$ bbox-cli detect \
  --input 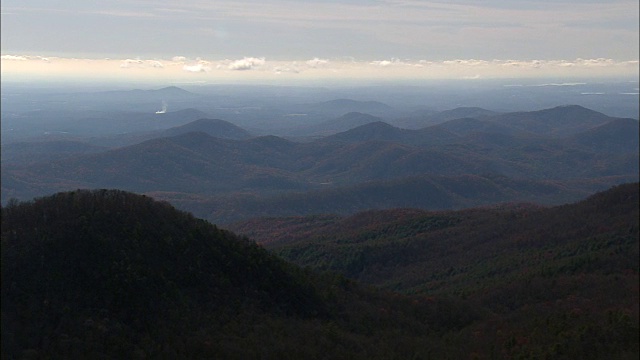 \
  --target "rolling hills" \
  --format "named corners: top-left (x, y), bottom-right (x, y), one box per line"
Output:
top-left (231, 183), bottom-right (640, 358)
top-left (3, 185), bottom-right (638, 359)
top-left (231, 182), bottom-right (639, 294)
